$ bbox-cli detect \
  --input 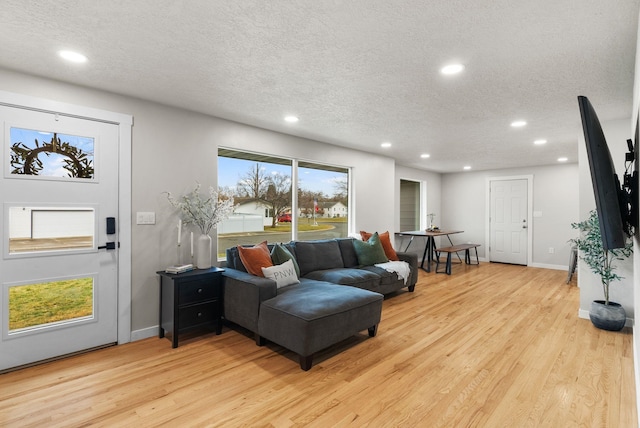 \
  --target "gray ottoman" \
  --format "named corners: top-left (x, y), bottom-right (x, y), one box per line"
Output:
top-left (257, 282), bottom-right (383, 370)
